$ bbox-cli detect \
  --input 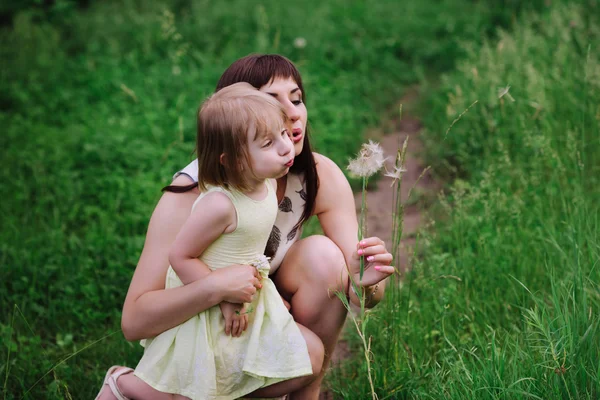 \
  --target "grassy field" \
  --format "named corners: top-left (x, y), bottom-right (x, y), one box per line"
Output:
top-left (331, 2), bottom-right (600, 399)
top-left (1, 0), bottom-right (593, 398)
